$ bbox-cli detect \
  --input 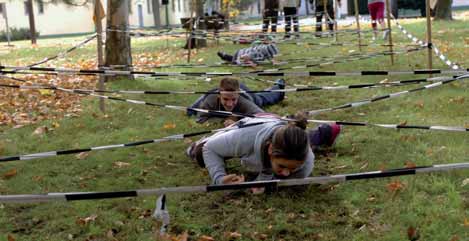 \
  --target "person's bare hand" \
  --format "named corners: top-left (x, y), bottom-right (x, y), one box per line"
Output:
top-left (221, 174), bottom-right (245, 184)
top-left (223, 119), bottom-right (236, 127)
